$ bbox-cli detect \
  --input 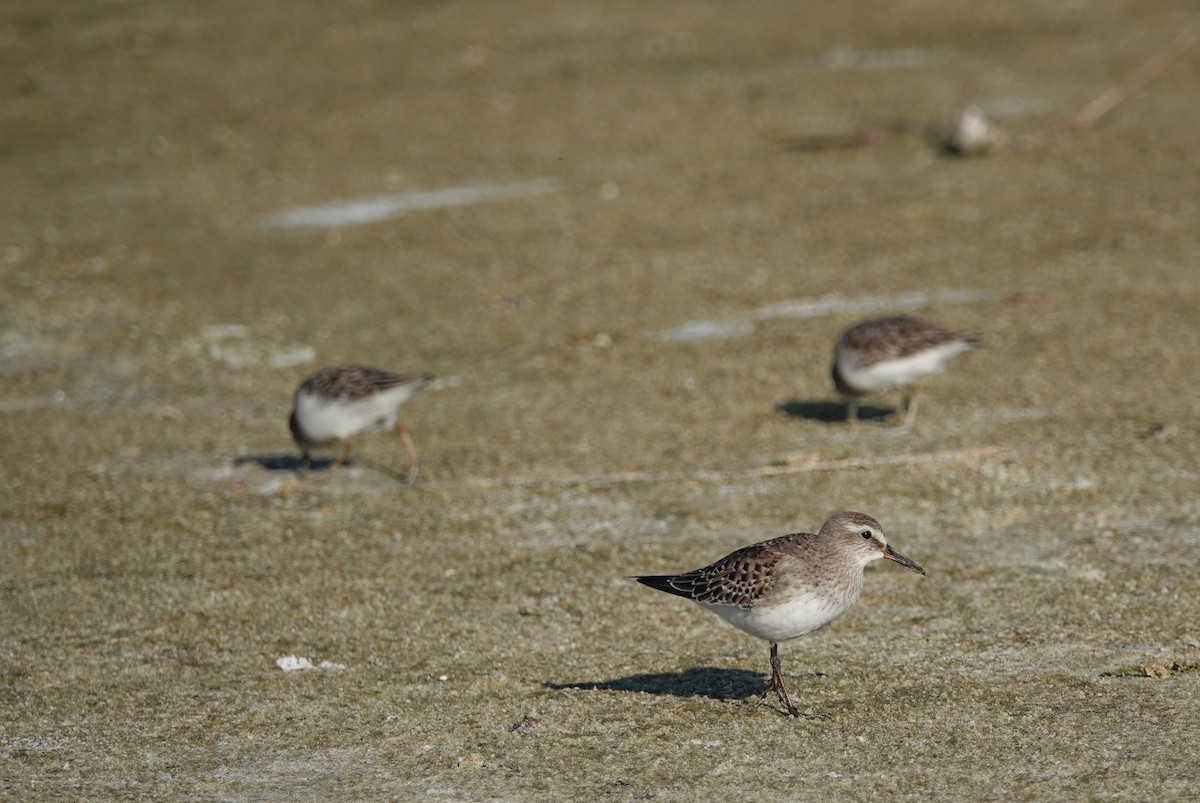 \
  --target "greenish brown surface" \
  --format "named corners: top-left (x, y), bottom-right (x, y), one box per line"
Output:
top-left (3, 1), bottom-right (1199, 799)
